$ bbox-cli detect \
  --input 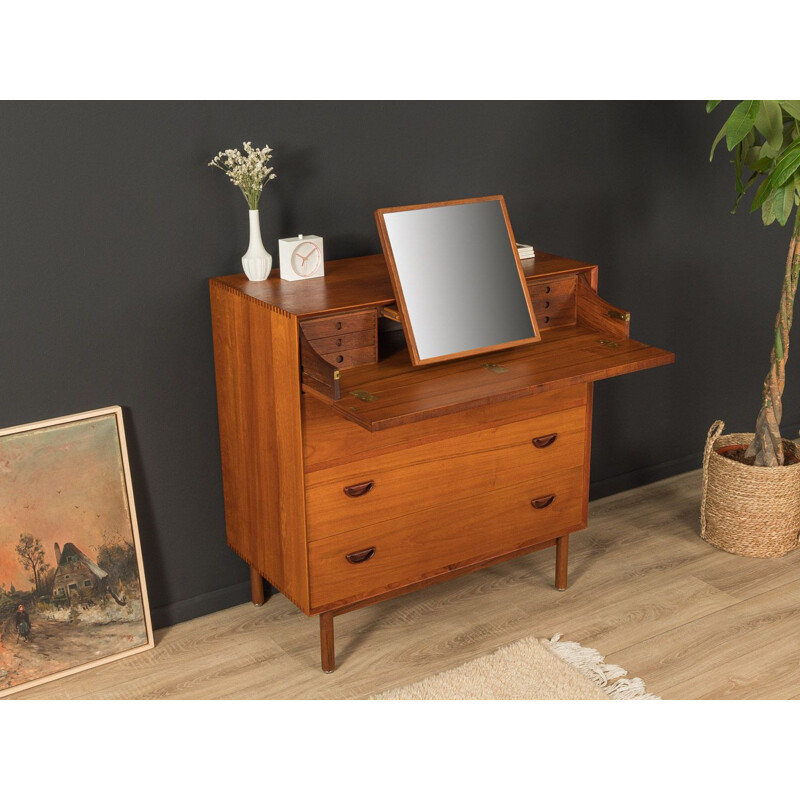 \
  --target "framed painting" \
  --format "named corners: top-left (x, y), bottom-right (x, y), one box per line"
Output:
top-left (0, 406), bottom-right (153, 698)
